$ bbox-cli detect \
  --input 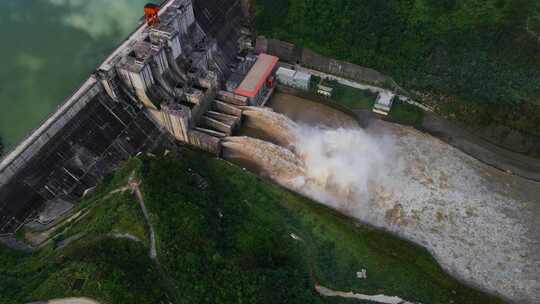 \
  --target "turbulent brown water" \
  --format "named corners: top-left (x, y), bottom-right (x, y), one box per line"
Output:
top-left (240, 107), bottom-right (298, 149)
top-left (221, 136), bottom-right (304, 187)
top-left (225, 95), bottom-right (389, 213)
top-left (268, 92), bottom-right (358, 128)
top-left (225, 92), bottom-right (540, 302)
